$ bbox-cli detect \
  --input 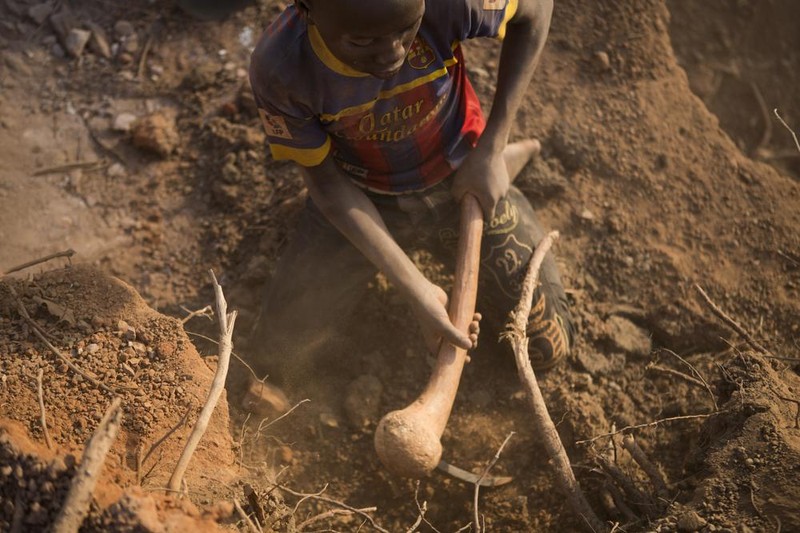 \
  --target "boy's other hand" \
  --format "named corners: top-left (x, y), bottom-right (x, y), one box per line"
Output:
top-left (412, 282), bottom-right (475, 355)
top-left (451, 144), bottom-right (509, 220)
